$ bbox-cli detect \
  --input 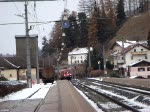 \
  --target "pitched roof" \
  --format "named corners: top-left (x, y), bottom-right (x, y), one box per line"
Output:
top-left (0, 56), bottom-right (36, 69)
top-left (110, 41), bottom-right (136, 49)
top-left (124, 43), bottom-right (149, 53)
top-left (129, 60), bottom-right (150, 67)
top-left (68, 47), bottom-right (88, 55)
